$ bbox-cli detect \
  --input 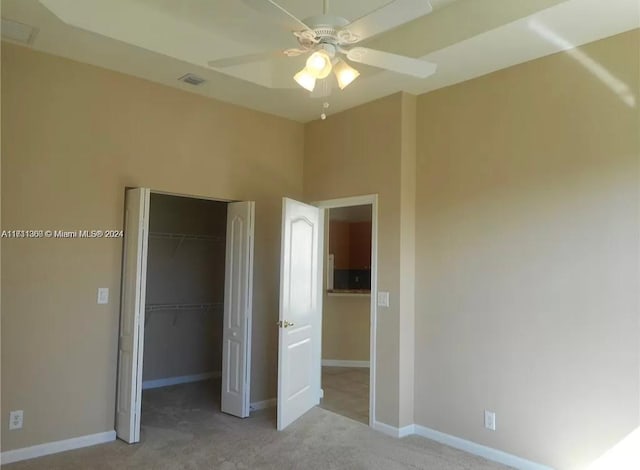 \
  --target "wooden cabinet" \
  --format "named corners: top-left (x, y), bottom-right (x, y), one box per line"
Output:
top-left (349, 221), bottom-right (372, 269)
top-left (329, 220), bottom-right (371, 269)
top-left (329, 220), bottom-right (349, 269)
